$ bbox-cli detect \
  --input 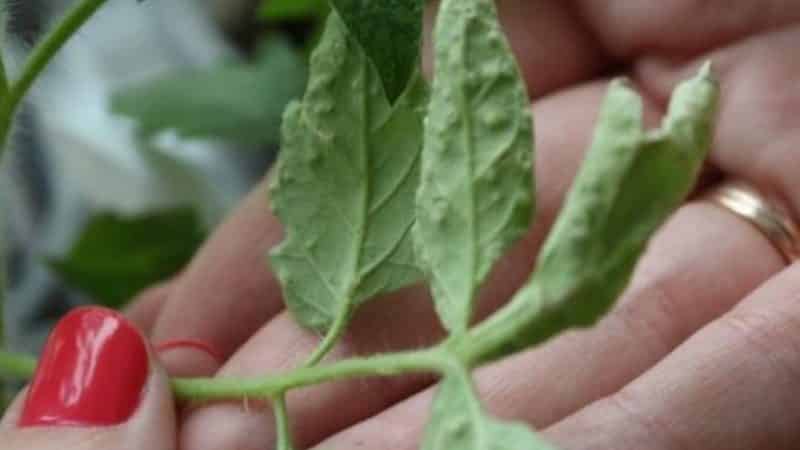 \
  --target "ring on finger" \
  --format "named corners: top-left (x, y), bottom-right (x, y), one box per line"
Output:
top-left (704, 180), bottom-right (800, 263)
